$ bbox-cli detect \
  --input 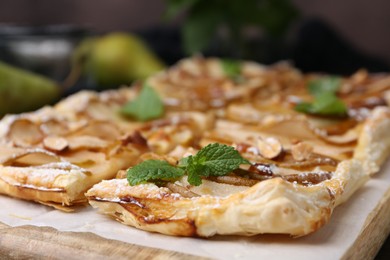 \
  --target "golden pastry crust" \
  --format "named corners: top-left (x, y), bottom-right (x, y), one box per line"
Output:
top-left (354, 107), bottom-right (390, 174)
top-left (0, 161), bottom-right (88, 206)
